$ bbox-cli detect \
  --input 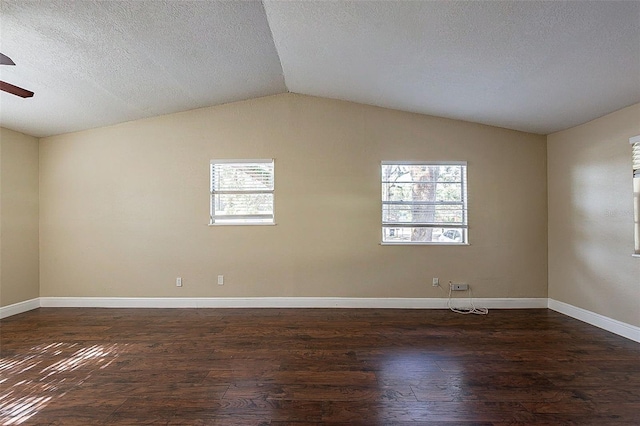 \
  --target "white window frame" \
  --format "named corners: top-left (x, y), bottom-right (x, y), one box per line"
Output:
top-left (631, 136), bottom-right (640, 257)
top-left (381, 161), bottom-right (468, 245)
top-left (209, 159), bottom-right (275, 226)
